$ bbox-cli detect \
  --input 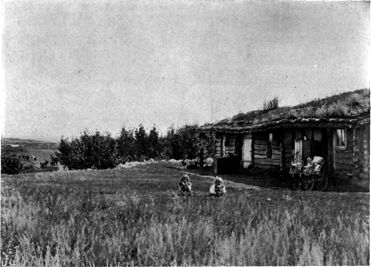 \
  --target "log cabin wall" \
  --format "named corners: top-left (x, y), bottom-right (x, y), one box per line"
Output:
top-left (214, 134), bottom-right (237, 157)
top-left (215, 135), bottom-right (222, 157)
top-left (334, 127), bottom-right (356, 179)
top-left (282, 130), bottom-right (294, 169)
top-left (356, 124), bottom-right (370, 182)
top-left (252, 131), bottom-right (281, 168)
top-left (332, 124), bottom-right (369, 190)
